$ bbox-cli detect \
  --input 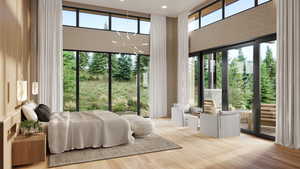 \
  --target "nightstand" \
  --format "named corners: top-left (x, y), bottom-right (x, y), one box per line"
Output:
top-left (12, 133), bottom-right (46, 166)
